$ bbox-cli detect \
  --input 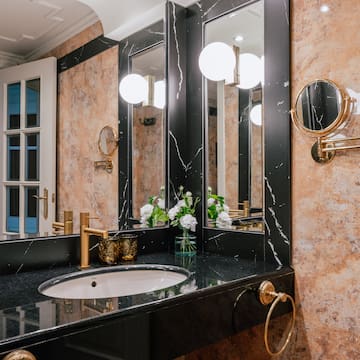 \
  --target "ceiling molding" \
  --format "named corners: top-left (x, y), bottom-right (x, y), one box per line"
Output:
top-left (26, 12), bottom-right (98, 61)
top-left (105, 3), bottom-right (165, 41)
top-left (0, 50), bottom-right (25, 69)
